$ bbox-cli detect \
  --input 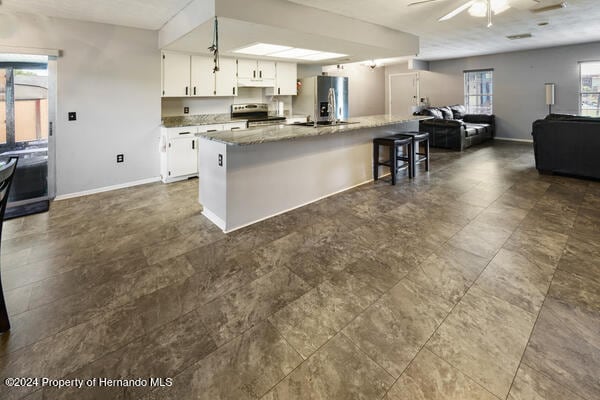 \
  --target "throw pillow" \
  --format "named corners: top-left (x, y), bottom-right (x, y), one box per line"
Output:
top-left (450, 104), bottom-right (466, 119)
top-left (439, 106), bottom-right (453, 120)
top-left (423, 108), bottom-right (444, 119)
